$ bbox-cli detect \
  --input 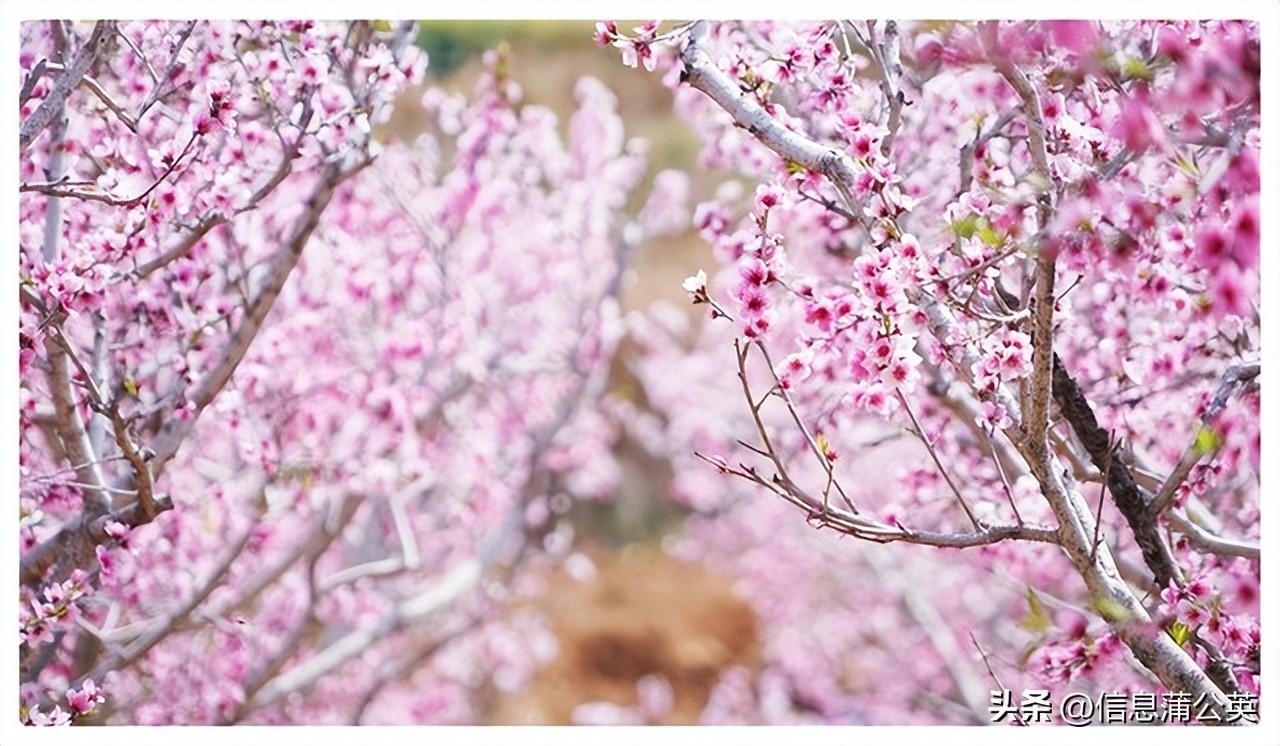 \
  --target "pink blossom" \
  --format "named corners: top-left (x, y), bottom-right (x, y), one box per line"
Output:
top-left (1209, 261), bottom-right (1253, 318)
top-left (66, 679), bottom-right (105, 716)
top-left (1044, 20), bottom-right (1097, 55)
top-left (593, 21), bottom-right (618, 46)
top-left (777, 349), bottom-right (814, 382)
top-left (753, 183), bottom-right (785, 214)
top-left (12, 18), bottom-right (1260, 727)
top-left (1111, 91), bottom-right (1168, 153)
